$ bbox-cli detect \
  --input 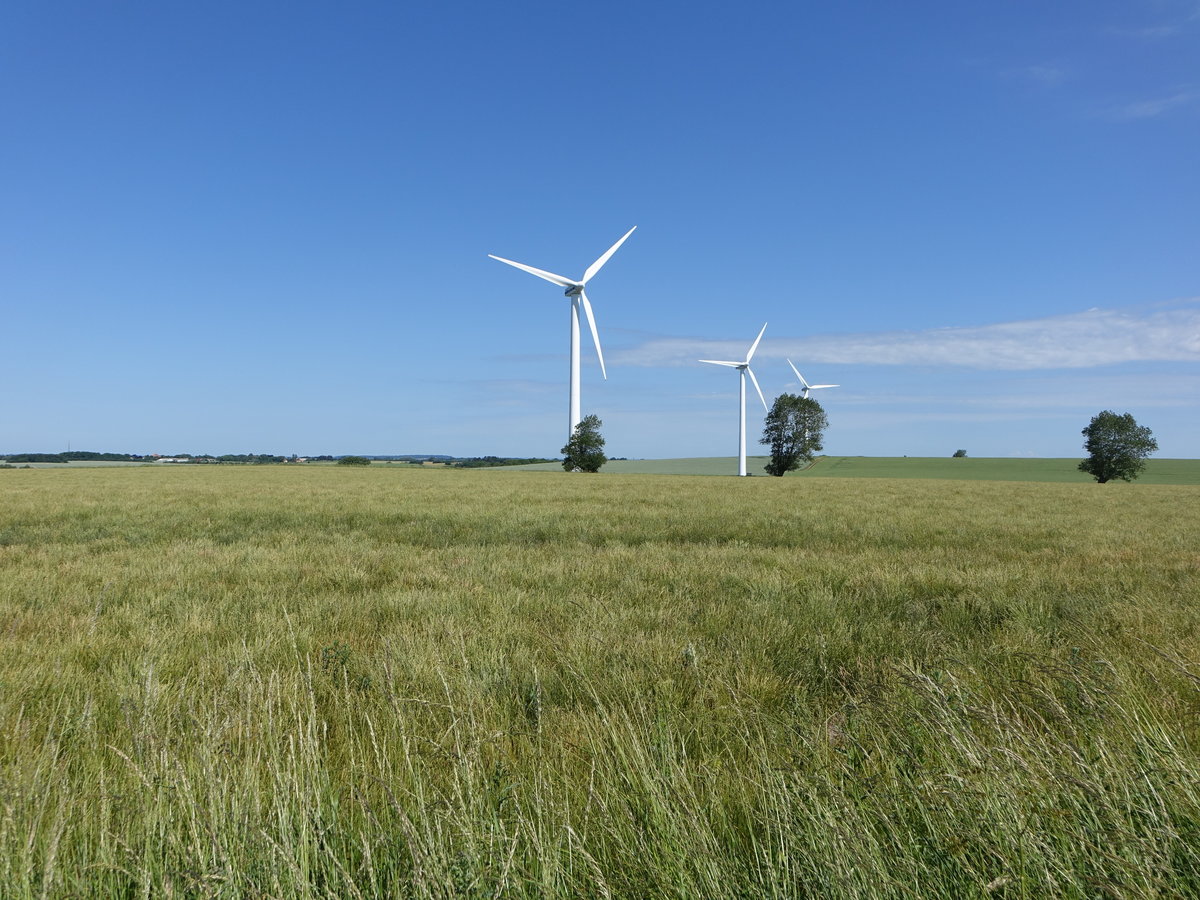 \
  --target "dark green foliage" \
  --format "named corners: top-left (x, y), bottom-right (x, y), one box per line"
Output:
top-left (761, 394), bottom-right (828, 476)
top-left (1078, 410), bottom-right (1158, 483)
top-left (453, 456), bottom-right (557, 468)
top-left (2, 451), bottom-right (152, 462)
top-left (337, 456), bottom-right (372, 466)
top-left (952, 449), bottom-right (967, 458)
top-left (320, 641), bottom-right (352, 673)
top-left (561, 415), bottom-right (606, 473)
top-left (63, 451), bottom-right (149, 461)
